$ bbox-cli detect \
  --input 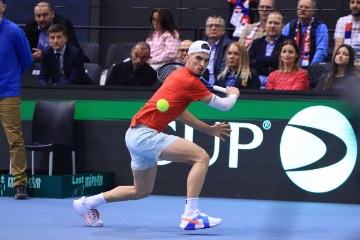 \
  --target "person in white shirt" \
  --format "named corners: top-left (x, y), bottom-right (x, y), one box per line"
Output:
top-left (334, 0), bottom-right (360, 68)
